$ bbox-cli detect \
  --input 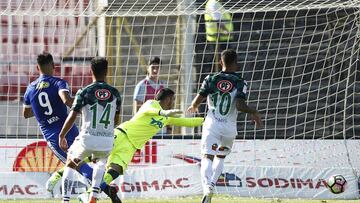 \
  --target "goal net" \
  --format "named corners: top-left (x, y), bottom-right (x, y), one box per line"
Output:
top-left (0, 0), bottom-right (359, 200)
